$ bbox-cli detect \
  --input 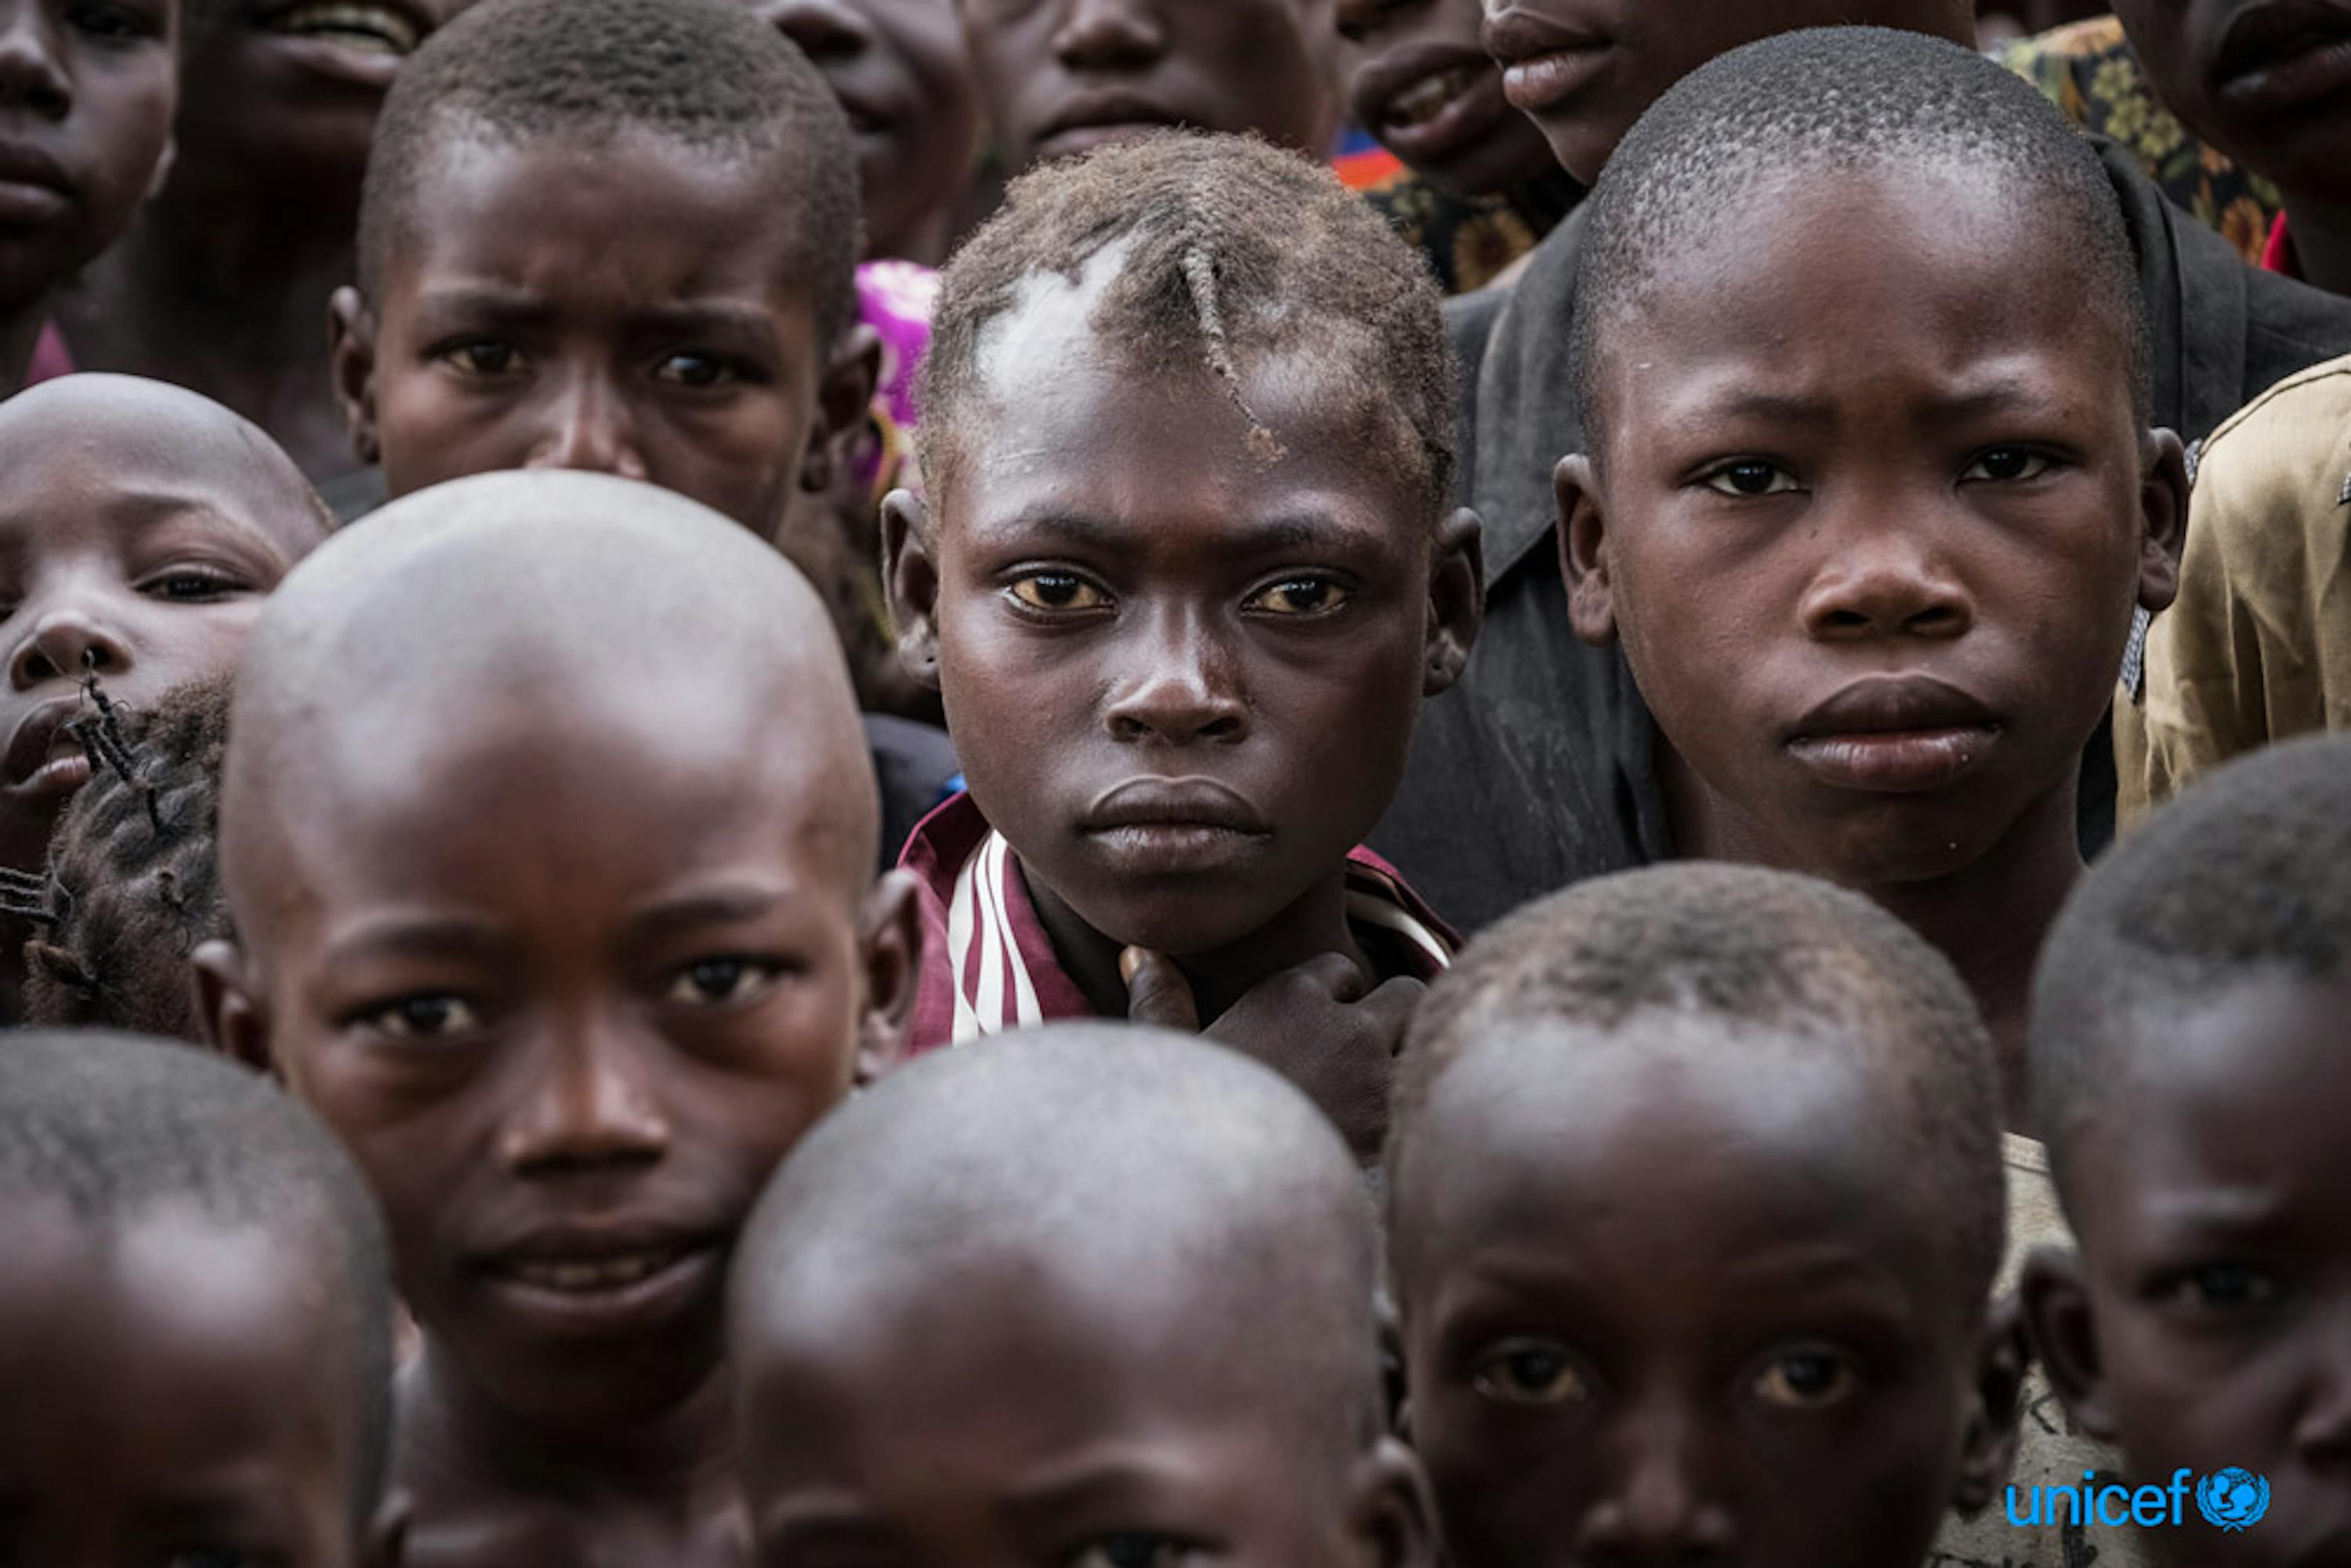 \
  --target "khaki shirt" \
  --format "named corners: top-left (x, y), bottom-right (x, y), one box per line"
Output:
top-left (2117, 354), bottom-right (2351, 828)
